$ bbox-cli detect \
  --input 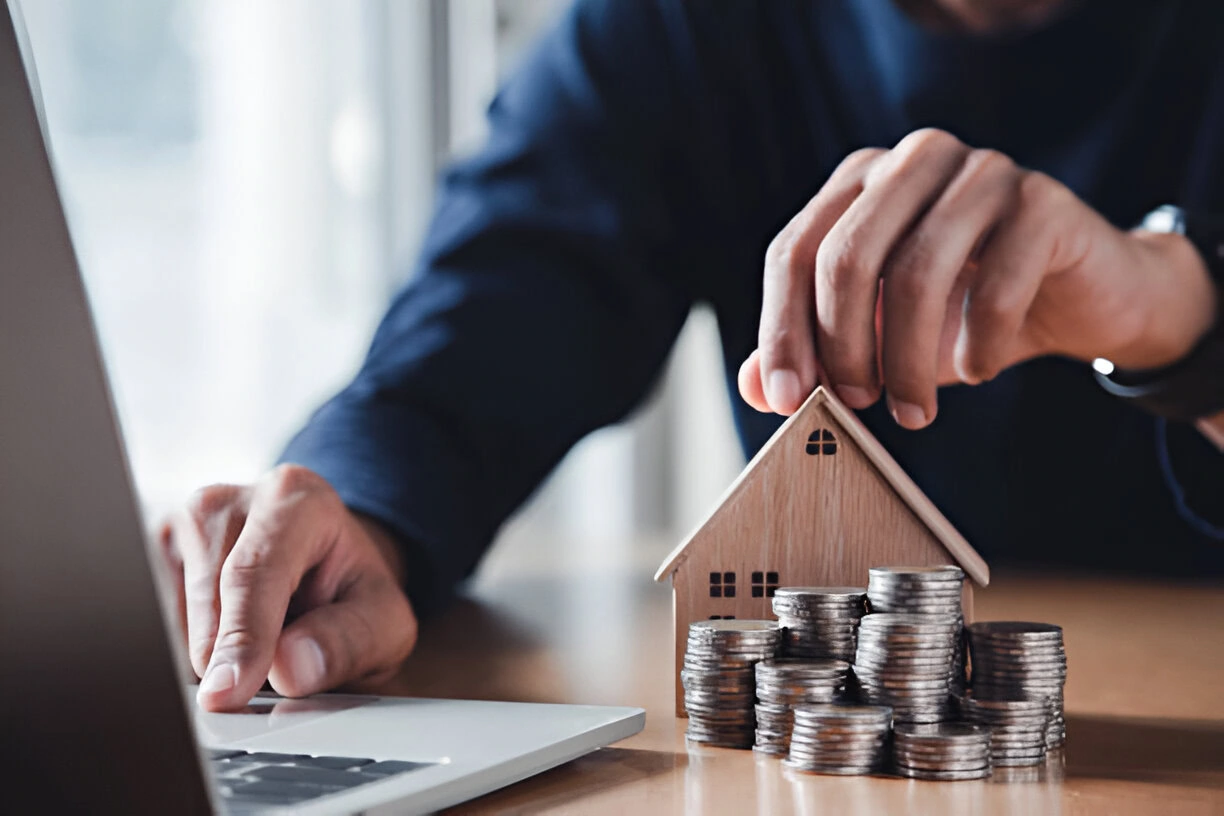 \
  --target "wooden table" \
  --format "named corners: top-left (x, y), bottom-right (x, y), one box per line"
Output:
top-left (383, 528), bottom-right (1224, 815)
